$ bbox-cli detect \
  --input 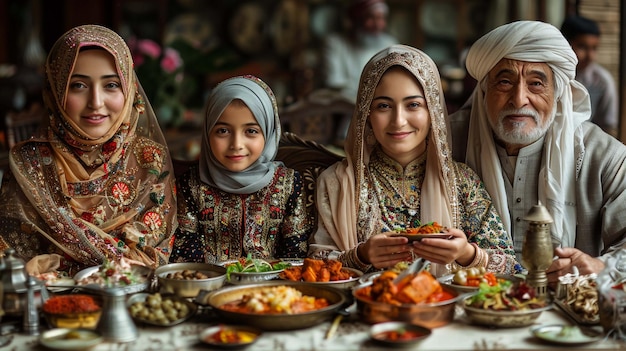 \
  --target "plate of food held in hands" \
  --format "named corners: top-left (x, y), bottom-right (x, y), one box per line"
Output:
top-left (388, 222), bottom-right (453, 242)
top-left (279, 258), bottom-right (362, 289)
